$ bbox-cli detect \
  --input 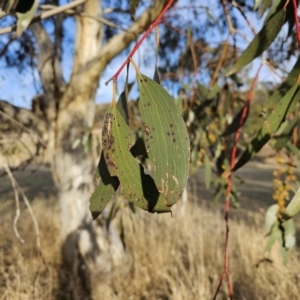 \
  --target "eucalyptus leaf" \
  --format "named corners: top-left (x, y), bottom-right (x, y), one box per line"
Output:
top-left (227, 8), bottom-right (286, 76)
top-left (262, 56), bottom-right (300, 114)
top-left (102, 101), bottom-right (172, 213)
top-left (233, 83), bottom-right (299, 171)
top-left (137, 73), bottom-right (190, 206)
top-left (273, 116), bottom-right (299, 150)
